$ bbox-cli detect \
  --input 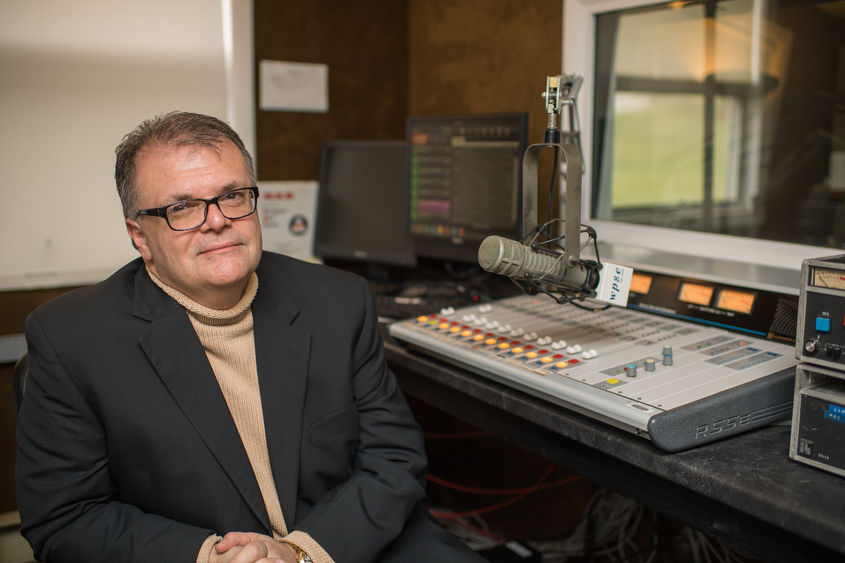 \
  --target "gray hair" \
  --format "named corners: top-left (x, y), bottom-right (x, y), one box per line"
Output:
top-left (115, 111), bottom-right (256, 217)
